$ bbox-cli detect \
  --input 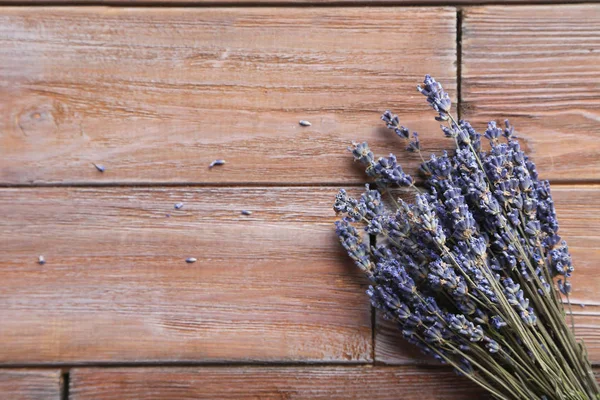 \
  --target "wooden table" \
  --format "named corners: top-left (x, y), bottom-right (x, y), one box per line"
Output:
top-left (0, 4), bottom-right (599, 399)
